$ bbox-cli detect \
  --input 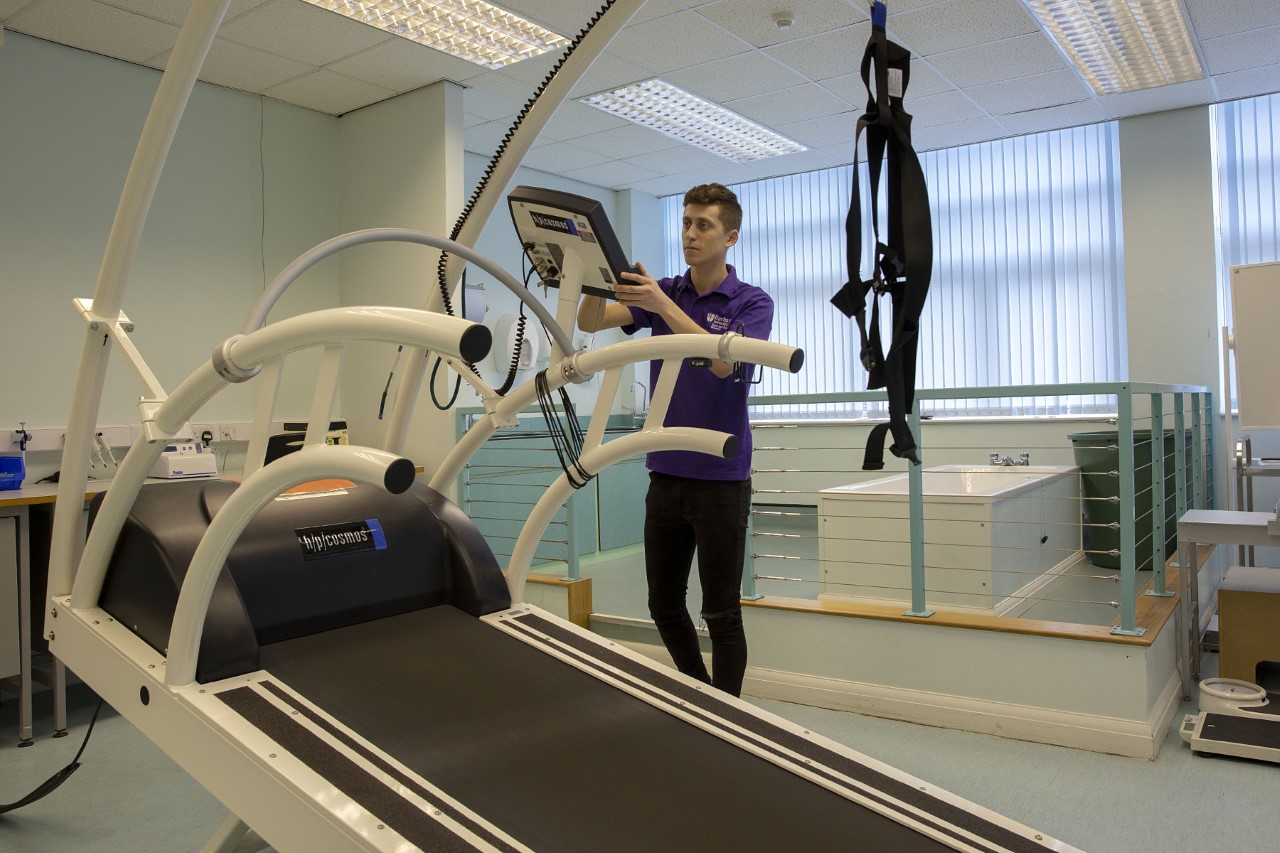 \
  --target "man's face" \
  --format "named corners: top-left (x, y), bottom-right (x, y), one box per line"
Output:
top-left (682, 203), bottom-right (738, 265)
